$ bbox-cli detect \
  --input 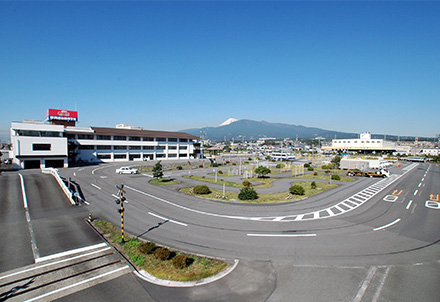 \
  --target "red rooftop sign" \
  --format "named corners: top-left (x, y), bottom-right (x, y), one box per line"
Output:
top-left (47, 109), bottom-right (78, 122)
